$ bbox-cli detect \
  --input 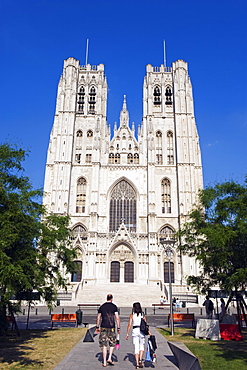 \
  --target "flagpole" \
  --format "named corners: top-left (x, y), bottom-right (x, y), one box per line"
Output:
top-left (163, 40), bottom-right (166, 68)
top-left (85, 39), bottom-right (89, 65)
